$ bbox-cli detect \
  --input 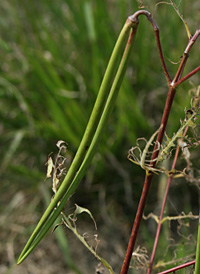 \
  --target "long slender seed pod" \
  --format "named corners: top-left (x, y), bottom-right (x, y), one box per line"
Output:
top-left (18, 9), bottom-right (174, 266)
top-left (17, 17), bottom-right (138, 264)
